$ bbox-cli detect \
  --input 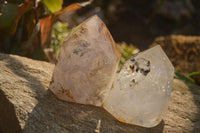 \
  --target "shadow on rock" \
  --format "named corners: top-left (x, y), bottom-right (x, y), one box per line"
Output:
top-left (185, 82), bottom-right (200, 133)
top-left (23, 90), bottom-right (164, 133)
